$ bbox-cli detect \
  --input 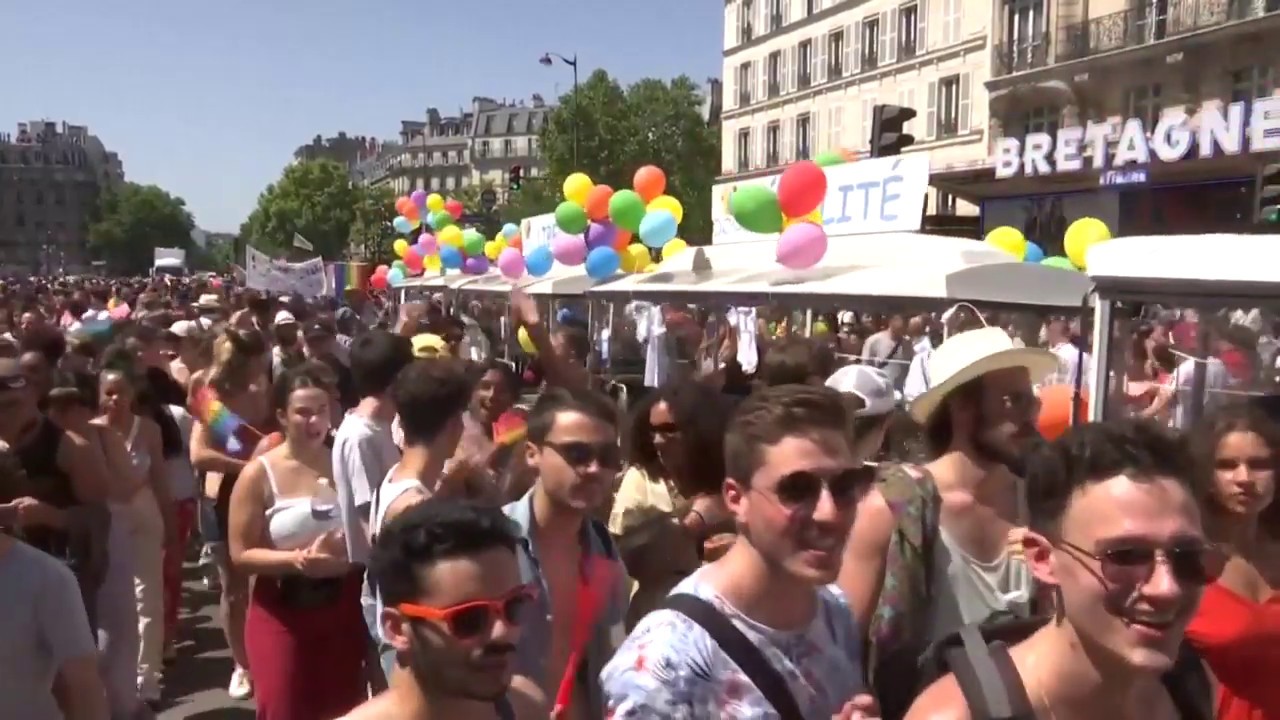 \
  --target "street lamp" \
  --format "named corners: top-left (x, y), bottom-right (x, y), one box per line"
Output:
top-left (539, 51), bottom-right (579, 167)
